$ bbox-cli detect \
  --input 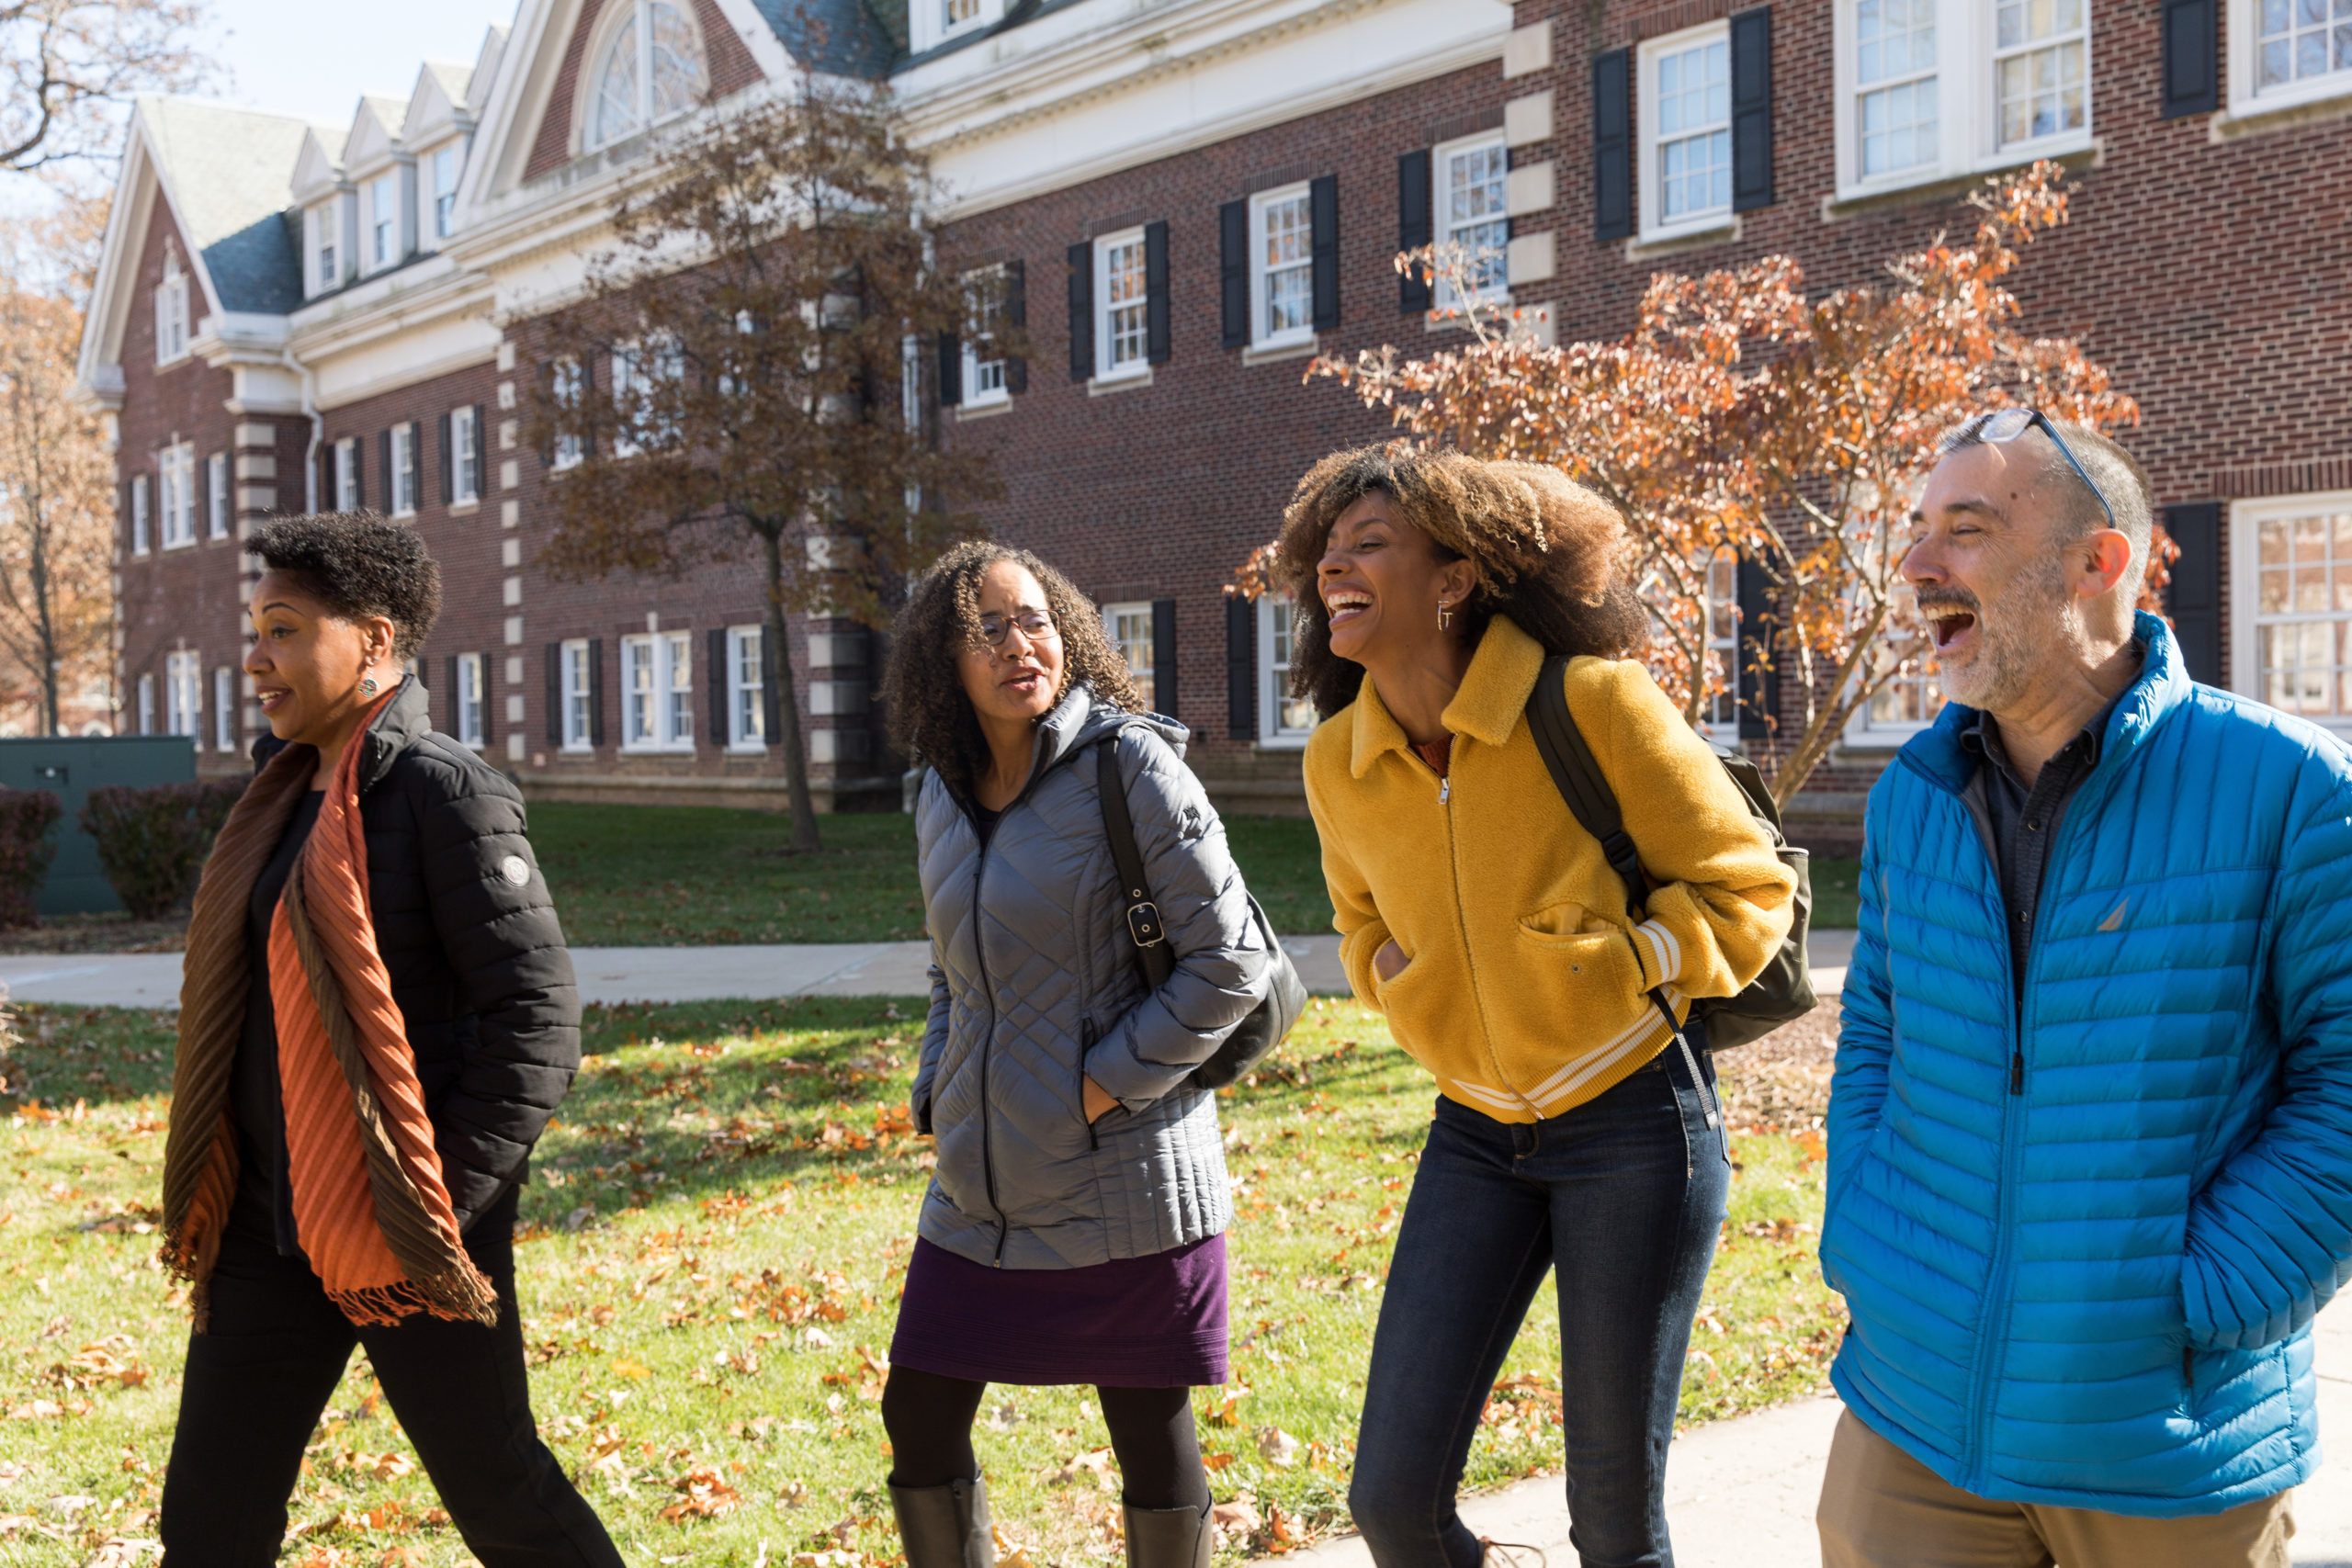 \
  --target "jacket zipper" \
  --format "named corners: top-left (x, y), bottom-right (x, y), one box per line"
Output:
top-left (1430, 757), bottom-right (1525, 1117)
top-left (968, 816), bottom-right (1009, 1264)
